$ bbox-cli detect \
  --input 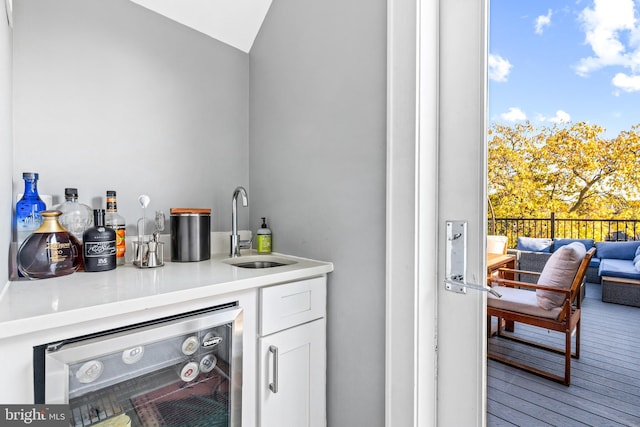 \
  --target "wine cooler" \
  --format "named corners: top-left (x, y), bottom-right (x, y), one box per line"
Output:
top-left (34, 304), bottom-right (243, 427)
